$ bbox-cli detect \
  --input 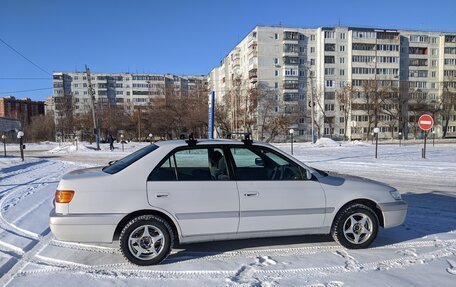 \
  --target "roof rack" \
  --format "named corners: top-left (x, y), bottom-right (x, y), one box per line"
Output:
top-left (185, 133), bottom-right (198, 146)
top-left (226, 132), bottom-right (253, 145)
